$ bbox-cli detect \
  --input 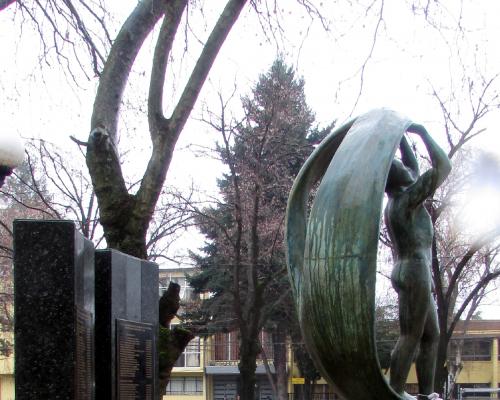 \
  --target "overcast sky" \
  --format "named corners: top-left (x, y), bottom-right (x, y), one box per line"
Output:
top-left (1, 0), bottom-right (499, 316)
